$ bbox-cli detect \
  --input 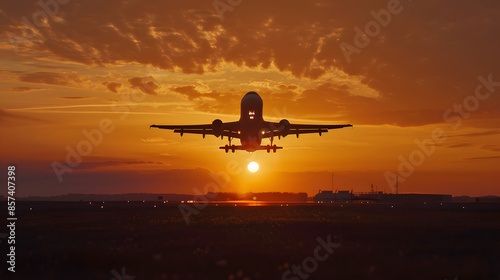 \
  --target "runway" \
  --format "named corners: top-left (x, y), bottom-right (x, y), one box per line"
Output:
top-left (3, 201), bottom-right (500, 279)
